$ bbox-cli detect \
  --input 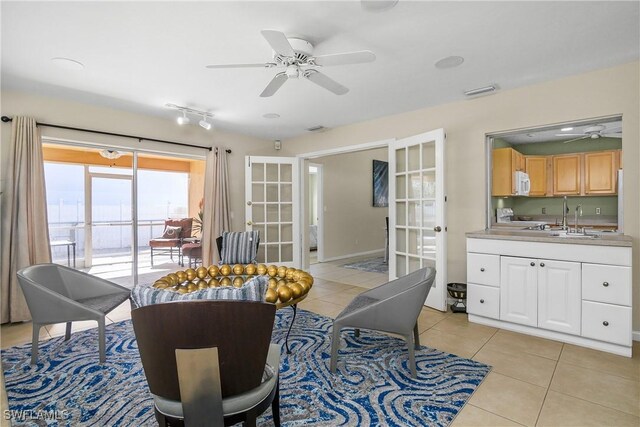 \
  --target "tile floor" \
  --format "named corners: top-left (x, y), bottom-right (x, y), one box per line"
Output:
top-left (1, 256), bottom-right (639, 426)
